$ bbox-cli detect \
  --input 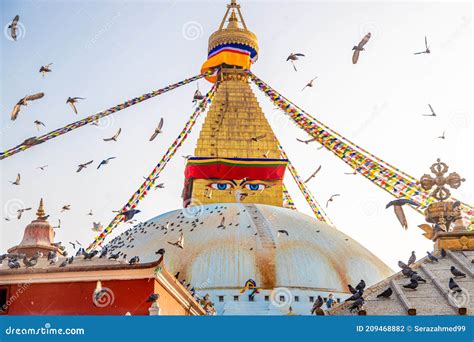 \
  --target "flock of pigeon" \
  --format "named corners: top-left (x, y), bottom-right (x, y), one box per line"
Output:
top-left (318, 248), bottom-right (469, 314)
